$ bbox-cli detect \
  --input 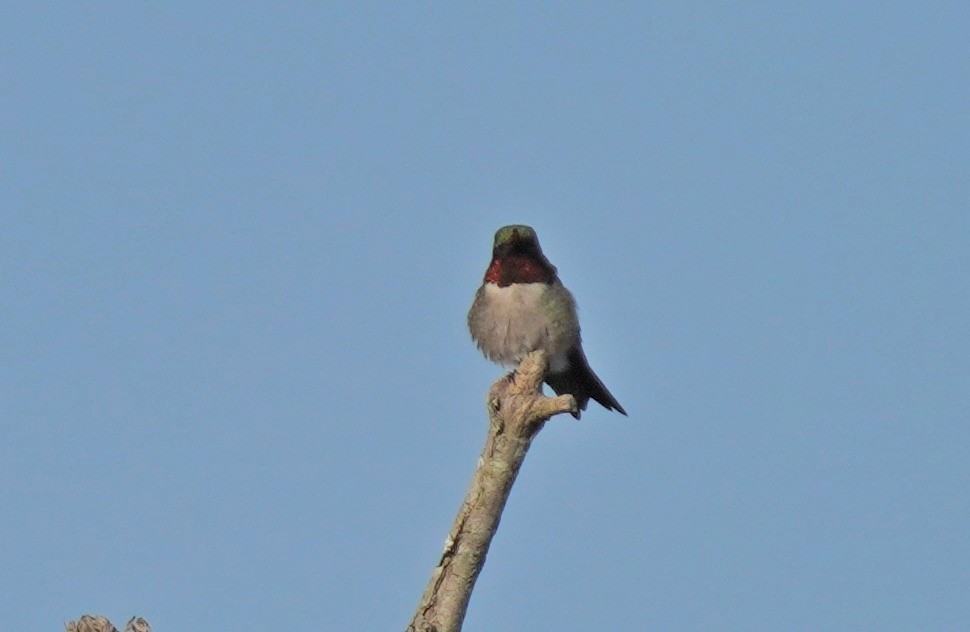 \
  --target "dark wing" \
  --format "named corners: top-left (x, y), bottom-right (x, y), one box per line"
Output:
top-left (545, 346), bottom-right (627, 419)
